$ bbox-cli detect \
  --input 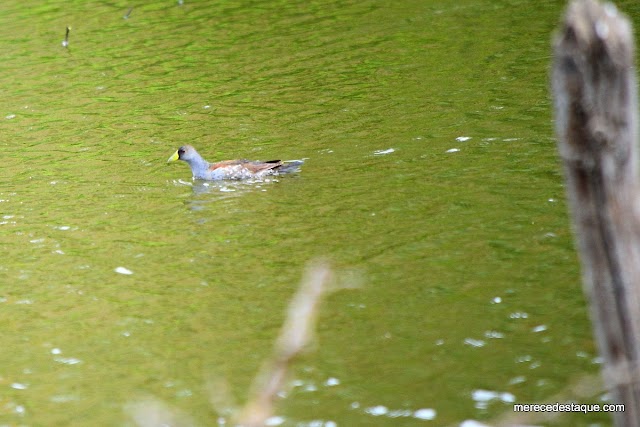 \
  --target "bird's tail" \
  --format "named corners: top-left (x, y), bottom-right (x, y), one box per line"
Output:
top-left (276, 159), bottom-right (304, 174)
